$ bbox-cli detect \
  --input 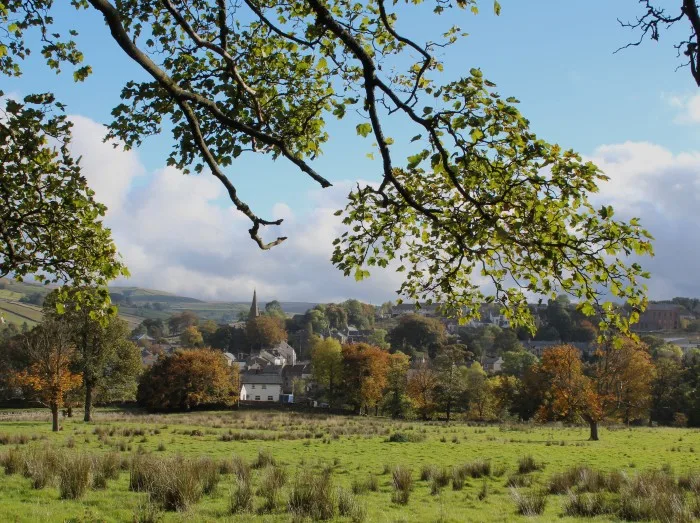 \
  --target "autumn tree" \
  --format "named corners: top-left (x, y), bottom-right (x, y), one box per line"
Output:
top-left (311, 337), bottom-right (343, 407)
top-left (168, 311), bottom-right (199, 335)
top-left (536, 346), bottom-right (602, 440)
top-left (43, 288), bottom-right (141, 422)
top-left (340, 343), bottom-right (389, 415)
top-left (407, 364), bottom-right (439, 420)
top-left (246, 315), bottom-right (287, 350)
top-left (383, 351), bottom-right (411, 419)
top-left (137, 349), bottom-right (239, 411)
top-left (13, 320), bottom-right (83, 431)
top-left (464, 362), bottom-right (492, 420)
top-left (180, 325), bottom-right (204, 347)
top-left (0, 1), bottom-right (651, 336)
top-left (594, 339), bottom-right (655, 425)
